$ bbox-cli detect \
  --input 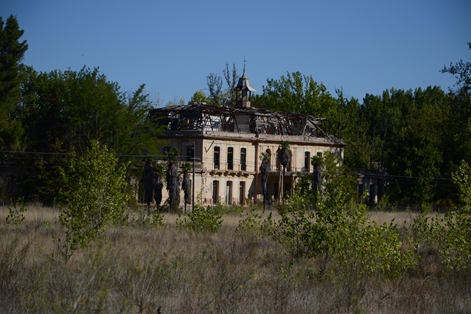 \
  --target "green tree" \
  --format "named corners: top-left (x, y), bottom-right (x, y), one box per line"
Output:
top-left (18, 66), bottom-right (162, 202)
top-left (440, 42), bottom-right (471, 181)
top-left (266, 152), bottom-right (414, 279)
top-left (20, 66), bottom-right (160, 155)
top-left (260, 71), bottom-right (337, 117)
top-left (441, 42), bottom-right (471, 98)
top-left (206, 63), bottom-right (239, 107)
top-left (362, 90), bottom-right (403, 170)
top-left (189, 90), bottom-right (209, 104)
top-left (0, 15), bottom-right (28, 150)
top-left (206, 72), bottom-right (223, 106)
top-left (165, 98), bottom-right (185, 107)
top-left (385, 87), bottom-right (449, 205)
top-left (59, 141), bottom-right (128, 261)
top-left (334, 91), bottom-right (370, 169)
